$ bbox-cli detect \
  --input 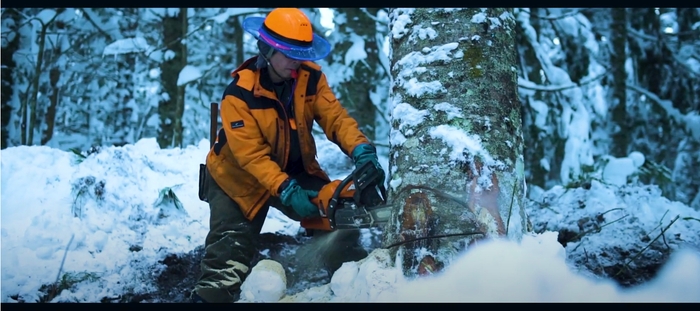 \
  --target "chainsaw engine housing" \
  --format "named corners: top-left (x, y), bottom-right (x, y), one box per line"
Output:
top-left (302, 161), bottom-right (387, 231)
